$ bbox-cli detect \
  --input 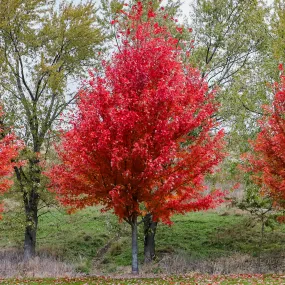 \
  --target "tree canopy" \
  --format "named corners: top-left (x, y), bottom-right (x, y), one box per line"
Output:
top-left (47, 2), bottom-right (225, 274)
